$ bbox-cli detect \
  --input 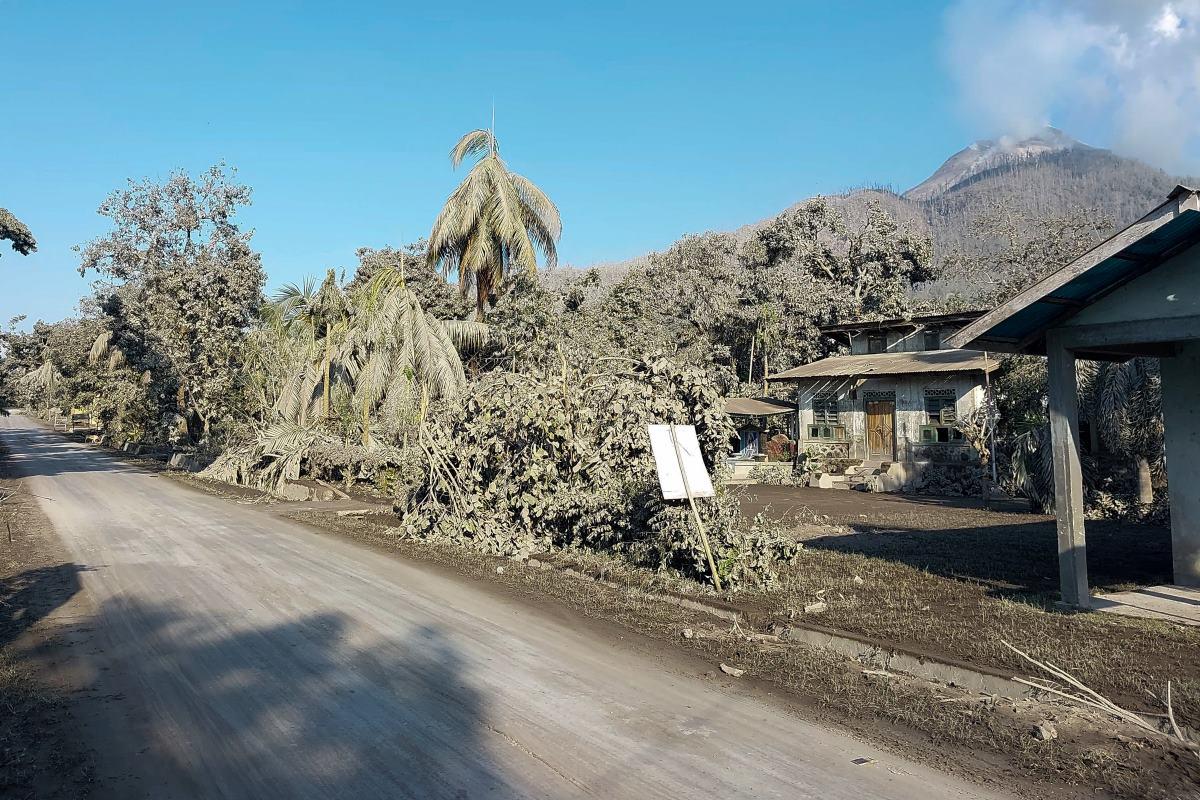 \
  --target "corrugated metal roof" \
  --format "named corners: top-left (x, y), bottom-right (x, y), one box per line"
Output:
top-left (949, 185), bottom-right (1200, 354)
top-left (724, 397), bottom-right (797, 416)
top-left (768, 349), bottom-right (999, 381)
